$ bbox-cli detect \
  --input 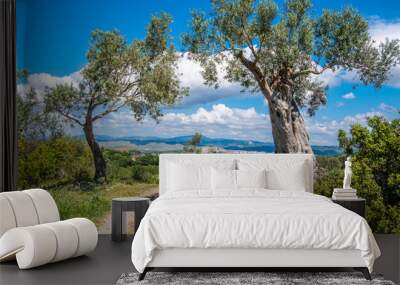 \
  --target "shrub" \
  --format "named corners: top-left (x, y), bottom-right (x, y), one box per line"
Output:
top-left (133, 154), bottom-right (159, 166)
top-left (107, 162), bottom-right (134, 183)
top-left (314, 156), bottom-right (343, 197)
top-left (17, 137), bottom-right (94, 189)
top-left (132, 165), bottom-right (158, 184)
top-left (104, 149), bottom-right (133, 168)
top-left (48, 186), bottom-right (109, 223)
top-left (338, 116), bottom-right (400, 234)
